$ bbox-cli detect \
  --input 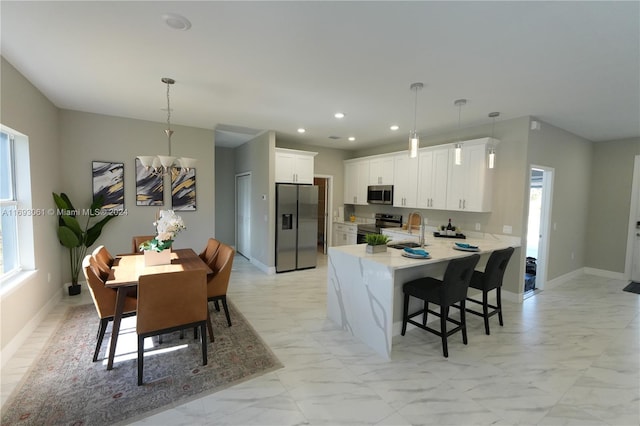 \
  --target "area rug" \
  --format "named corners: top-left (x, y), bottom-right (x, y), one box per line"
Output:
top-left (1, 301), bottom-right (282, 426)
top-left (623, 281), bottom-right (640, 294)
